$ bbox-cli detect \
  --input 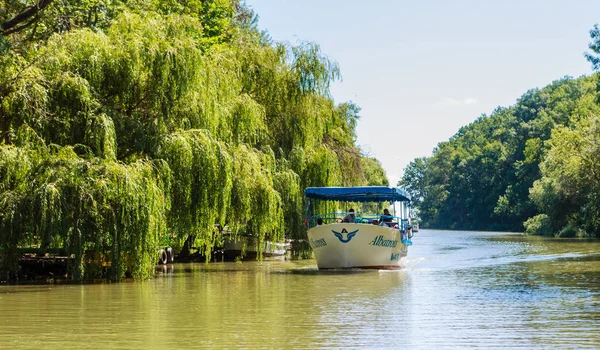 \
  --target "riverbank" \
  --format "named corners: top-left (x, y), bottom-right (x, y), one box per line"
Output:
top-left (2, 243), bottom-right (293, 284)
